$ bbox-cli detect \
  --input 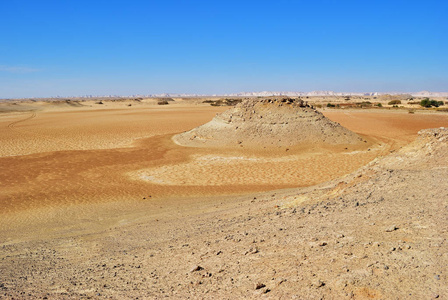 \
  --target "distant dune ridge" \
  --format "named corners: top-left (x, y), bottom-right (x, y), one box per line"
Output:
top-left (173, 98), bottom-right (364, 148)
